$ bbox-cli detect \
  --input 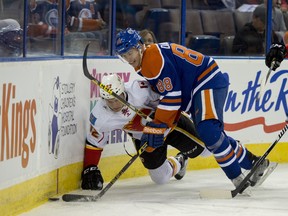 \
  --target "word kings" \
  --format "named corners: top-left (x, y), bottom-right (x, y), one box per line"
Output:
top-left (0, 83), bottom-right (37, 168)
